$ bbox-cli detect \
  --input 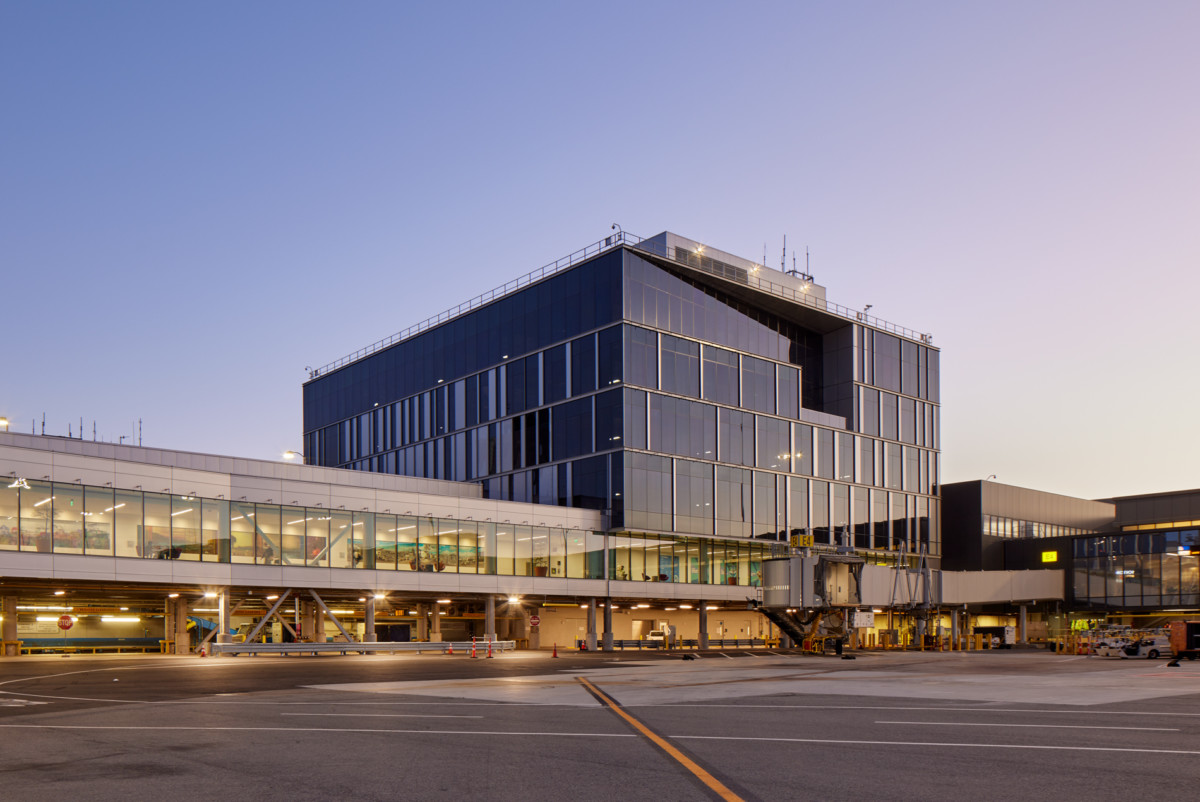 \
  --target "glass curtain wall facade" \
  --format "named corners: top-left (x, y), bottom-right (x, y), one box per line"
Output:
top-left (1072, 529), bottom-right (1200, 609)
top-left (302, 241), bottom-right (941, 568)
top-left (0, 477), bottom-right (775, 586)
